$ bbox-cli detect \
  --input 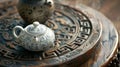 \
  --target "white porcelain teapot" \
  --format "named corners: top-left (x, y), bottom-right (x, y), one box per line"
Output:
top-left (13, 21), bottom-right (55, 51)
